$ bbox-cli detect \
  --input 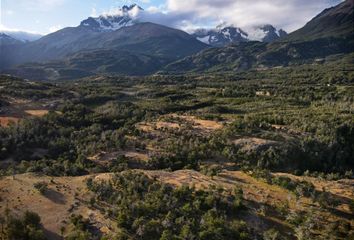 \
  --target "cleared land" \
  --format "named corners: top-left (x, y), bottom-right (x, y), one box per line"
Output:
top-left (0, 116), bottom-right (20, 127)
